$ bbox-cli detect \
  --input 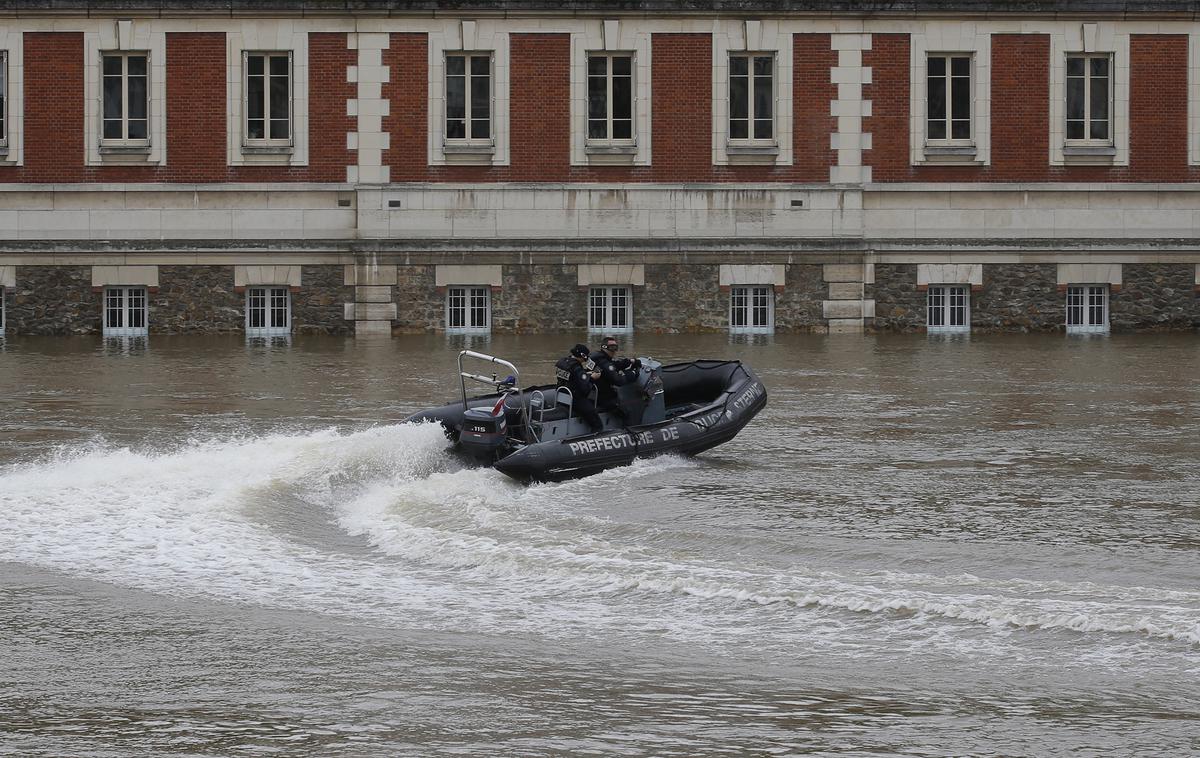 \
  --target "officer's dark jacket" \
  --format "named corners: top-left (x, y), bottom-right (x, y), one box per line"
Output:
top-left (554, 356), bottom-right (595, 399)
top-left (589, 350), bottom-right (638, 405)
